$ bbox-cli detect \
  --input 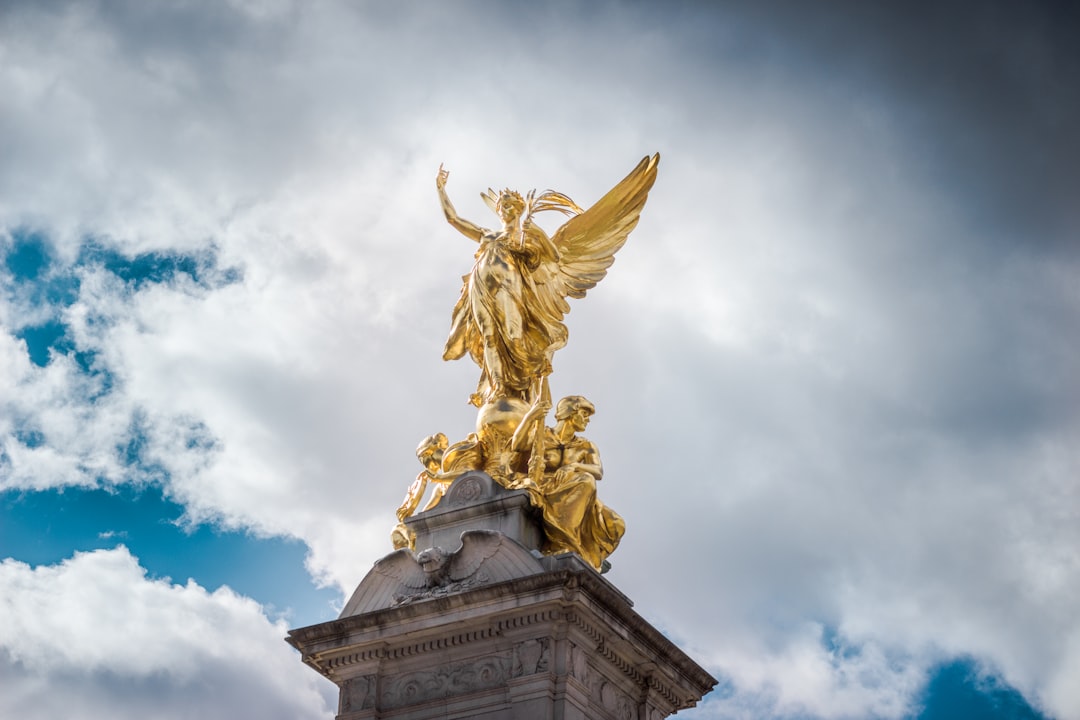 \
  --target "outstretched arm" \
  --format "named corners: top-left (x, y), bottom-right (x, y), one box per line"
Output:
top-left (437, 164), bottom-right (484, 242)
